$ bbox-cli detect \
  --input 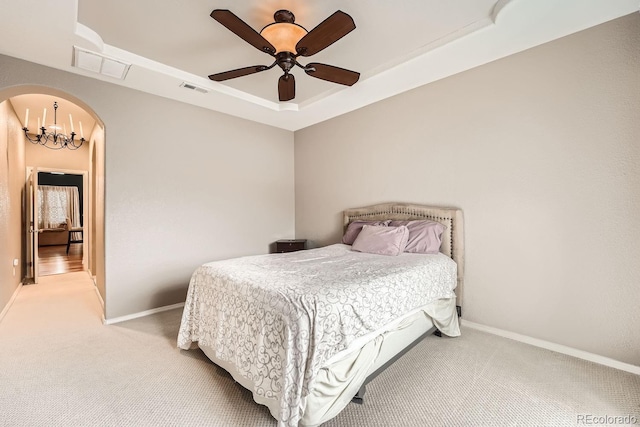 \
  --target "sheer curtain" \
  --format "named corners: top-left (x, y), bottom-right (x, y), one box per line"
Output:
top-left (38, 185), bottom-right (81, 231)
